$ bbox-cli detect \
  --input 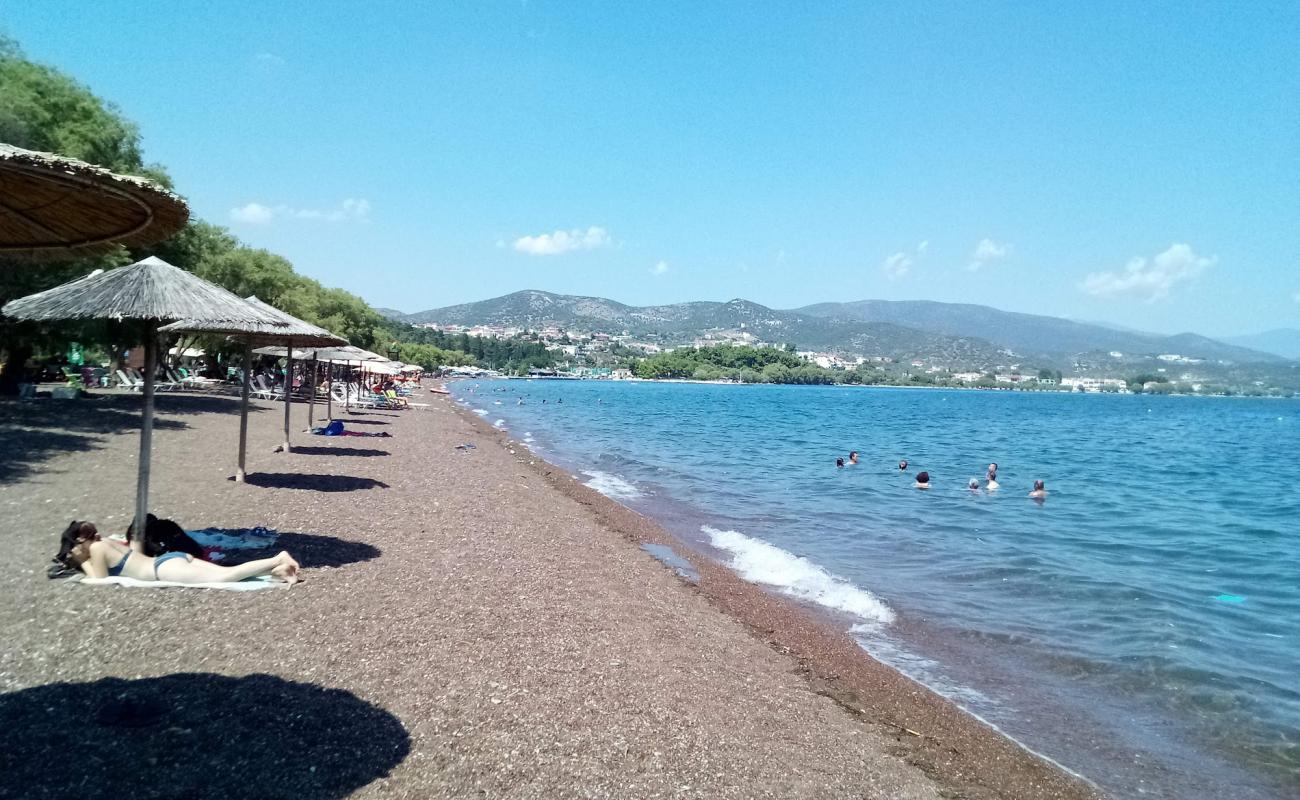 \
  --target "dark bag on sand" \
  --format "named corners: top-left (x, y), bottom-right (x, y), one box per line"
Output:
top-left (128, 515), bottom-right (205, 558)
